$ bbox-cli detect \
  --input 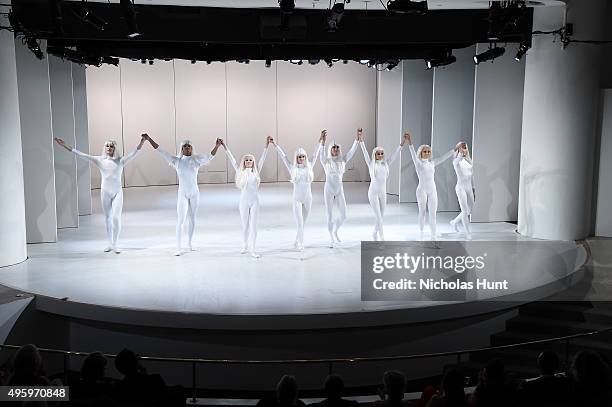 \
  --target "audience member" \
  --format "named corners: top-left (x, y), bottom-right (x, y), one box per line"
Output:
top-left (517, 350), bottom-right (567, 407)
top-left (426, 368), bottom-right (467, 407)
top-left (113, 348), bottom-right (167, 405)
top-left (375, 370), bottom-right (411, 407)
top-left (310, 374), bottom-right (358, 407)
top-left (257, 375), bottom-right (306, 407)
top-left (567, 350), bottom-right (612, 407)
top-left (7, 344), bottom-right (50, 386)
top-left (469, 359), bottom-right (515, 407)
